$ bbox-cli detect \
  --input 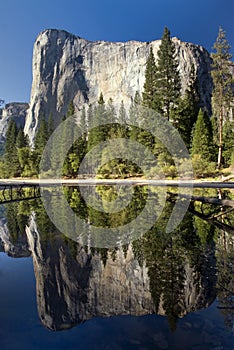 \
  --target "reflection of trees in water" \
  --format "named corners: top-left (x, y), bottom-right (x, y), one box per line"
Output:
top-left (5, 201), bottom-right (31, 243)
top-left (132, 200), bottom-right (217, 331)
top-left (192, 202), bottom-right (234, 335)
top-left (3, 185), bottom-right (234, 331)
top-left (216, 230), bottom-right (234, 330)
top-left (186, 189), bottom-right (234, 331)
